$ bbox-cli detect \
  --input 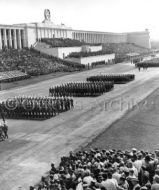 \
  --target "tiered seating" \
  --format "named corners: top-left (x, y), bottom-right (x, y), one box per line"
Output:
top-left (87, 74), bottom-right (135, 84)
top-left (0, 48), bottom-right (85, 77)
top-left (30, 148), bottom-right (159, 190)
top-left (67, 50), bottom-right (113, 58)
top-left (102, 43), bottom-right (151, 63)
top-left (41, 38), bottom-right (100, 47)
top-left (0, 70), bottom-right (30, 82)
